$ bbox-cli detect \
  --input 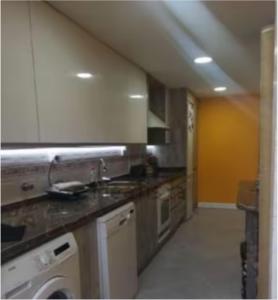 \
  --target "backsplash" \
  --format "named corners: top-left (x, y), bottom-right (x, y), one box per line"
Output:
top-left (148, 144), bottom-right (186, 167)
top-left (1, 145), bottom-right (146, 206)
top-left (147, 89), bottom-right (188, 168)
